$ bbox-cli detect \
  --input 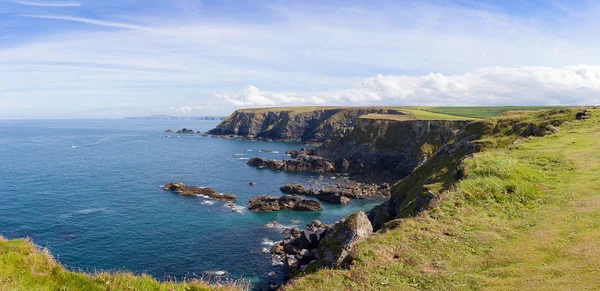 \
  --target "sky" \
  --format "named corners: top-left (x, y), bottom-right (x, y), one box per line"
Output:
top-left (1, 0), bottom-right (600, 119)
